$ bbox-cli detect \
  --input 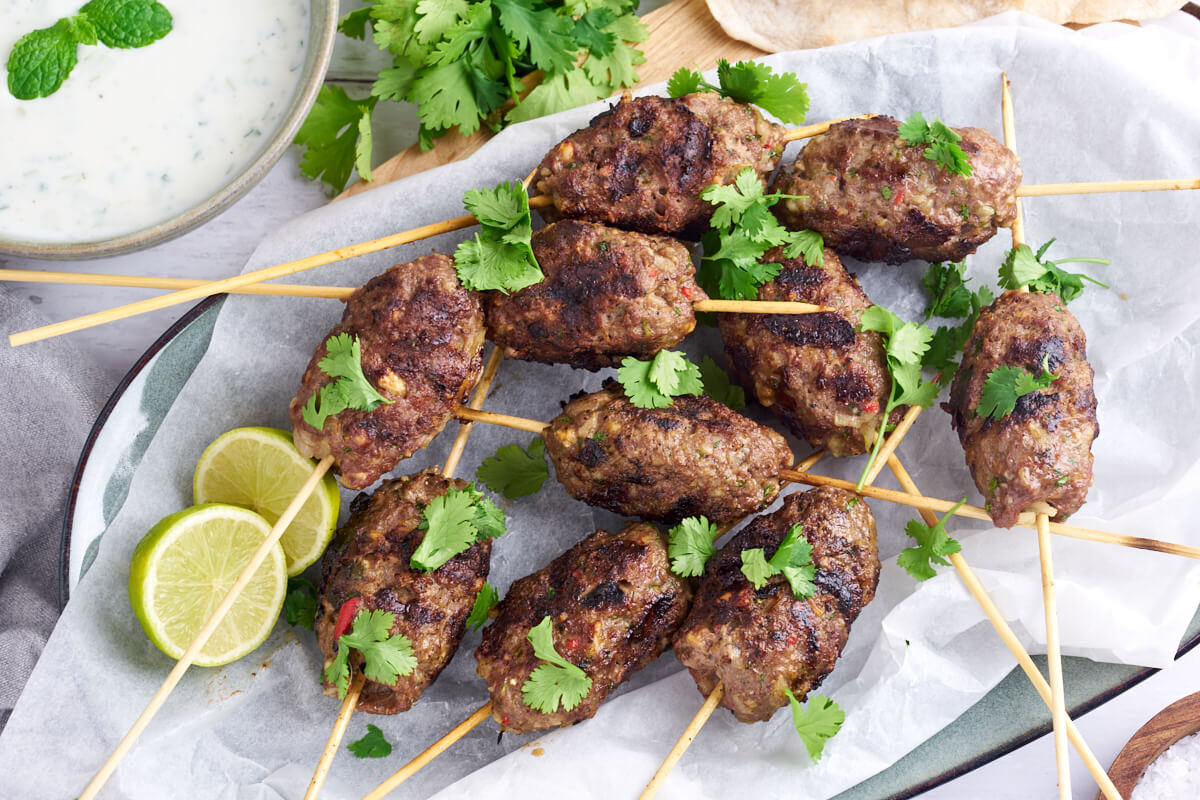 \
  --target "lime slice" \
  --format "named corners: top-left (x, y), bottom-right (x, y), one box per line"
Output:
top-left (129, 504), bottom-right (287, 667)
top-left (193, 426), bottom-right (340, 576)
